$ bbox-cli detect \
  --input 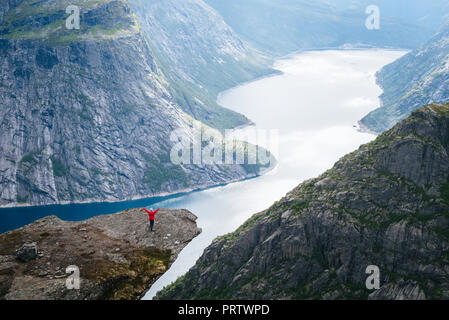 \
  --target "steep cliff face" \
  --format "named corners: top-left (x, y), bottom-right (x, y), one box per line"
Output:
top-left (0, 0), bottom-right (269, 207)
top-left (157, 103), bottom-right (449, 300)
top-left (130, 0), bottom-right (274, 130)
top-left (360, 22), bottom-right (449, 133)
